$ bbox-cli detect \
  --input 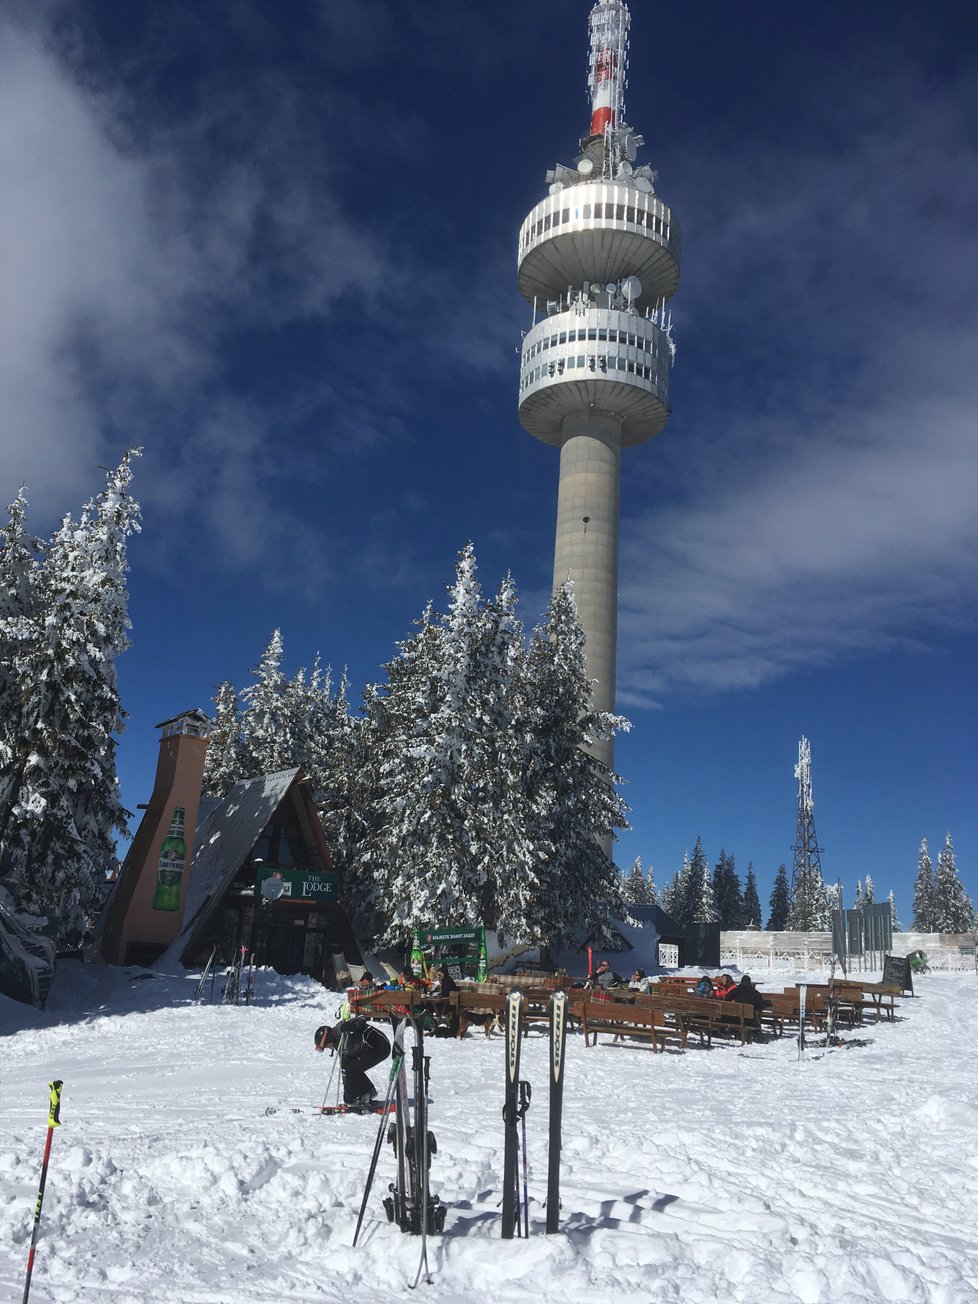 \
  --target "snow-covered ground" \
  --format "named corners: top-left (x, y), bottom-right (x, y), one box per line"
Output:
top-left (2, 963), bottom-right (977, 1304)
